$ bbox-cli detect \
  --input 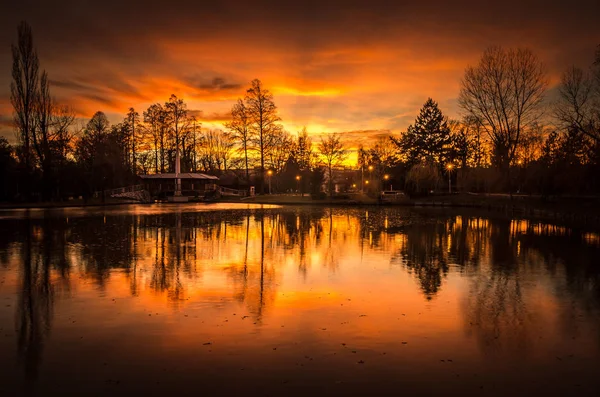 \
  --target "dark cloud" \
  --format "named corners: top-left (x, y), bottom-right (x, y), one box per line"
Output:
top-left (188, 109), bottom-right (231, 123)
top-left (189, 77), bottom-right (243, 92)
top-left (79, 93), bottom-right (118, 108)
top-left (49, 79), bottom-right (92, 92)
top-left (0, 0), bottom-right (598, 142)
top-left (315, 129), bottom-right (395, 148)
top-left (0, 114), bottom-right (13, 128)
